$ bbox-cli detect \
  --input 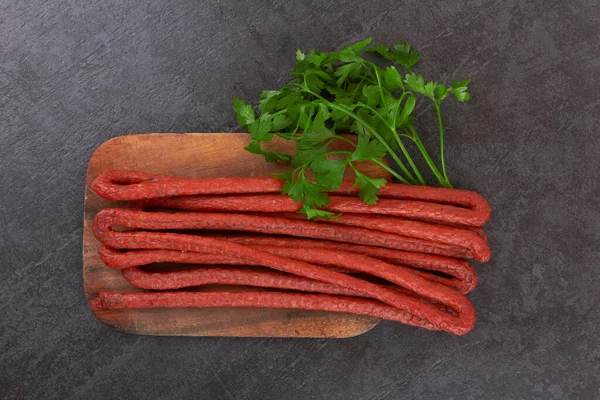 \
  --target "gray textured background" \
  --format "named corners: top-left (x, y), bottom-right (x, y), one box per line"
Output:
top-left (1, 0), bottom-right (599, 399)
